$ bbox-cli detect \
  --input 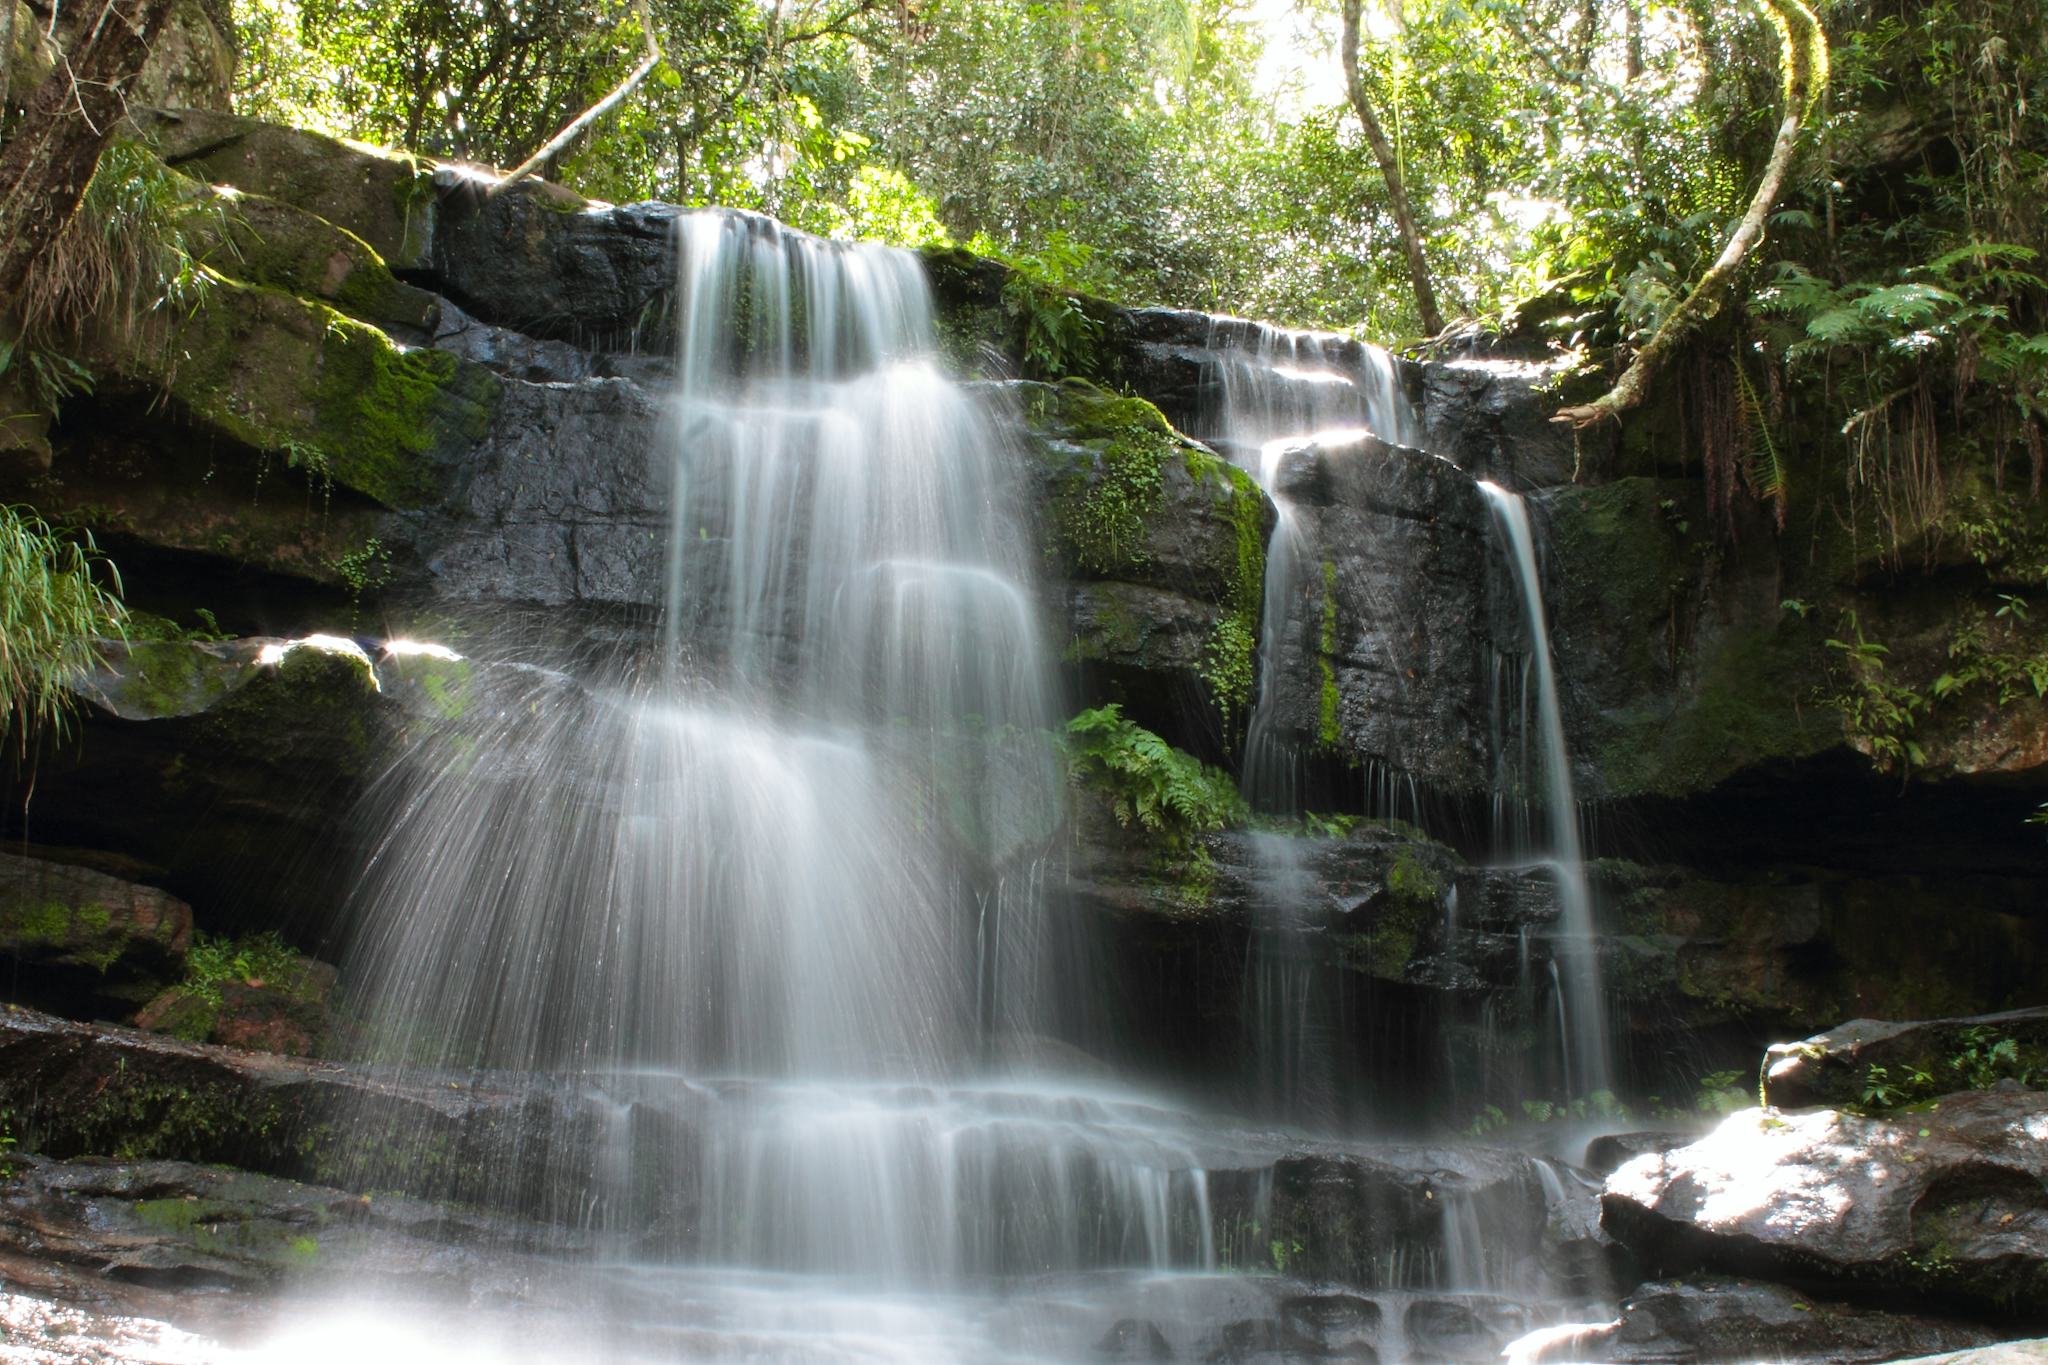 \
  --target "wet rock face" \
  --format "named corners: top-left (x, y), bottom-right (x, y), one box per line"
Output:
top-left (1418, 356), bottom-right (1583, 491)
top-left (0, 852), bottom-right (192, 1016)
top-left (1603, 1094), bottom-right (2048, 1318)
top-left (421, 375), bottom-right (669, 607)
top-left (430, 184), bottom-right (680, 352)
top-left (1251, 433), bottom-right (1505, 795)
